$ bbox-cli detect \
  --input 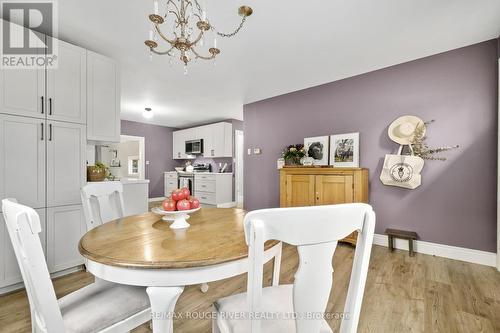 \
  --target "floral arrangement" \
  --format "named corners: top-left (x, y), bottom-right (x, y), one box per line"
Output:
top-left (411, 120), bottom-right (459, 160)
top-left (282, 144), bottom-right (306, 165)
